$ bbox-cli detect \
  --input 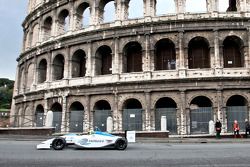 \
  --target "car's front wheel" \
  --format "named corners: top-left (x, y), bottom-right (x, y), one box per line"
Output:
top-left (51, 137), bottom-right (66, 150)
top-left (115, 138), bottom-right (127, 150)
